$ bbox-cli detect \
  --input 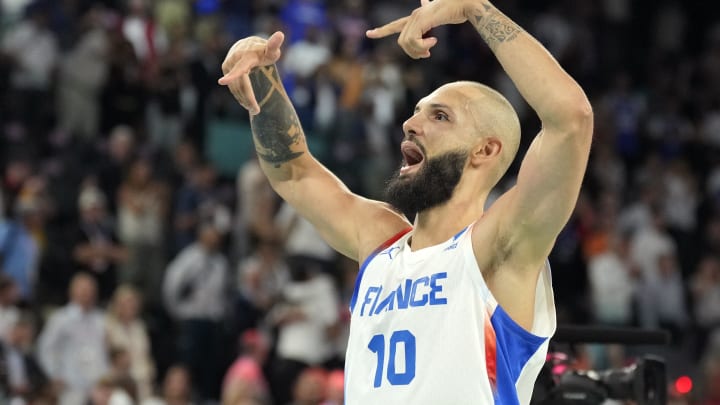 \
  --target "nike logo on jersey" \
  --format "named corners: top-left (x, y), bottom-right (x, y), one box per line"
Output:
top-left (379, 246), bottom-right (401, 260)
top-left (359, 272), bottom-right (448, 317)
